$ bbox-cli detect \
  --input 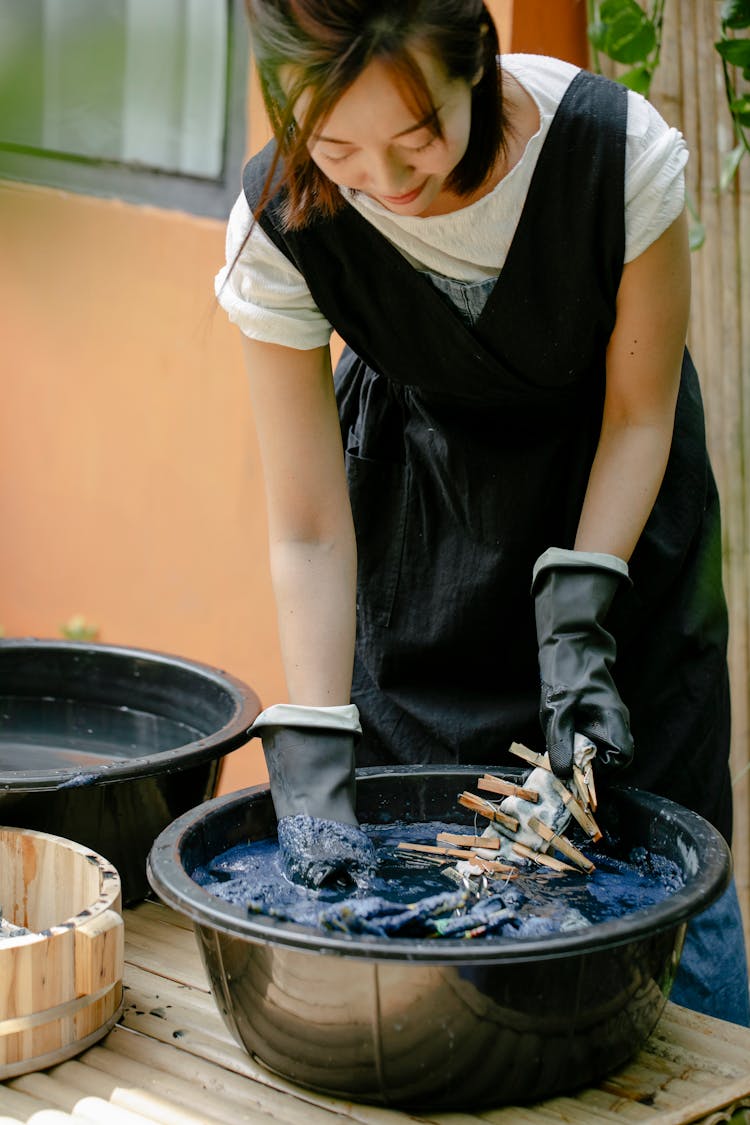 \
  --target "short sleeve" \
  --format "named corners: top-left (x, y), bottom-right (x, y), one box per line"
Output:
top-left (214, 192), bottom-right (334, 350)
top-left (624, 90), bottom-right (688, 262)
